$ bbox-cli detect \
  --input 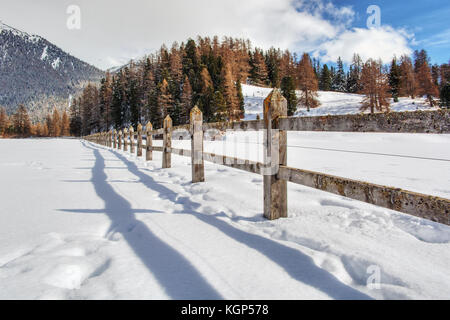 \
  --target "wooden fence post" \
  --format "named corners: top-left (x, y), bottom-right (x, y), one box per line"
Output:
top-left (162, 115), bottom-right (172, 168)
top-left (146, 122), bottom-right (153, 161)
top-left (263, 89), bottom-right (288, 220)
top-left (123, 128), bottom-right (128, 152)
top-left (118, 130), bottom-right (122, 149)
top-left (137, 124), bottom-right (143, 157)
top-left (129, 126), bottom-right (135, 154)
top-left (113, 130), bottom-right (117, 149)
top-left (190, 106), bottom-right (204, 183)
top-left (109, 130), bottom-right (113, 147)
